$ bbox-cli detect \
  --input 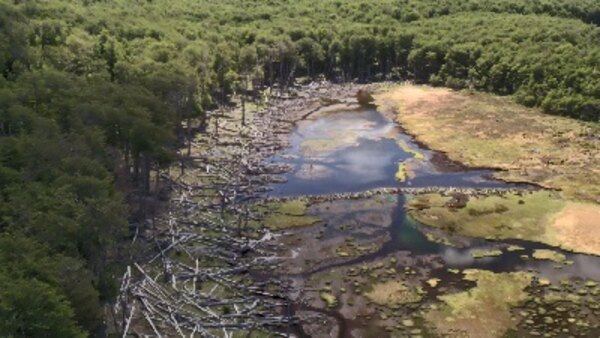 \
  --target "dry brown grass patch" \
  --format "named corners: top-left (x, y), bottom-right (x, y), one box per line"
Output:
top-left (374, 84), bottom-right (600, 204)
top-left (365, 280), bottom-right (421, 306)
top-left (549, 203), bottom-right (600, 256)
